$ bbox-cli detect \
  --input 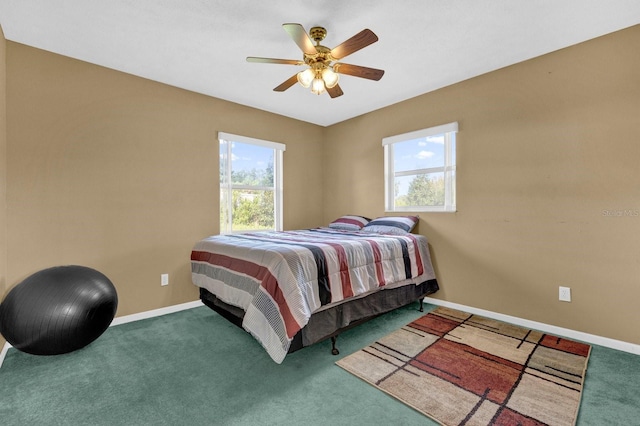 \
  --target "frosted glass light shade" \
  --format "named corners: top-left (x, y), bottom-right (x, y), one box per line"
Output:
top-left (297, 69), bottom-right (315, 88)
top-left (311, 77), bottom-right (326, 95)
top-left (322, 68), bottom-right (339, 88)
